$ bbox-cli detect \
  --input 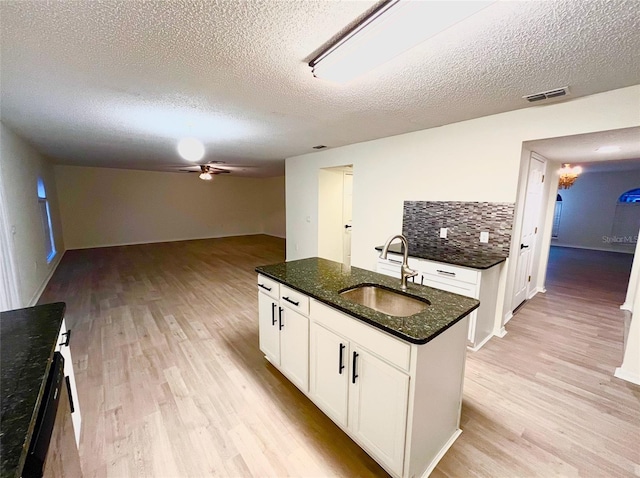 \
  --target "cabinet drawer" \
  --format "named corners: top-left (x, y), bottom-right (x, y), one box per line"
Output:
top-left (420, 261), bottom-right (479, 285)
top-left (280, 285), bottom-right (310, 316)
top-left (311, 300), bottom-right (410, 372)
top-left (422, 276), bottom-right (477, 299)
top-left (257, 275), bottom-right (280, 300)
top-left (376, 261), bottom-right (401, 278)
